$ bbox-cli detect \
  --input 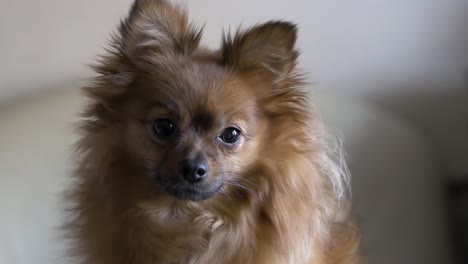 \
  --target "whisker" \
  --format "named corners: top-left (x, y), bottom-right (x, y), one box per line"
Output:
top-left (219, 190), bottom-right (234, 203)
top-left (234, 177), bottom-right (260, 189)
top-left (226, 185), bottom-right (244, 200)
top-left (224, 178), bottom-right (256, 193)
top-left (223, 180), bottom-right (255, 200)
